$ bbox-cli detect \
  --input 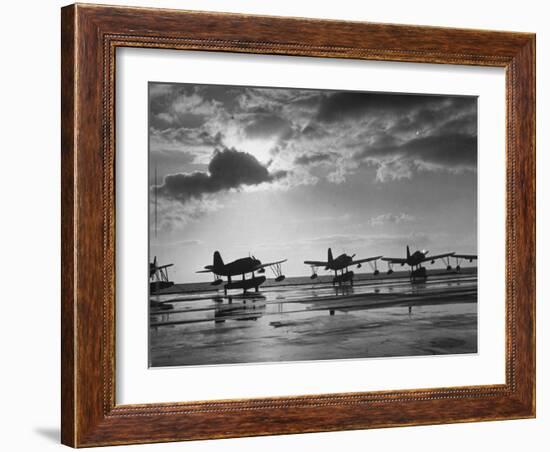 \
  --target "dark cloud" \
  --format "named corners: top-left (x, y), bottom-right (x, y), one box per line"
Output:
top-left (367, 133), bottom-right (403, 153)
top-left (405, 133), bottom-right (477, 167)
top-left (247, 105), bottom-right (273, 115)
top-left (316, 92), bottom-right (476, 131)
top-left (300, 122), bottom-right (330, 139)
top-left (195, 85), bottom-right (242, 112)
top-left (244, 114), bottom-right (292, 139)
top-left (317, 92), bottom-right (443, 123)
top-left (294, 152), bottom-right (335, 166)
top-left (158, 147), bottom-right (287, 203)
top-left (351, 93), bottom-right (477, 178)
top-left (357, 133), bottom-right (476, 169)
